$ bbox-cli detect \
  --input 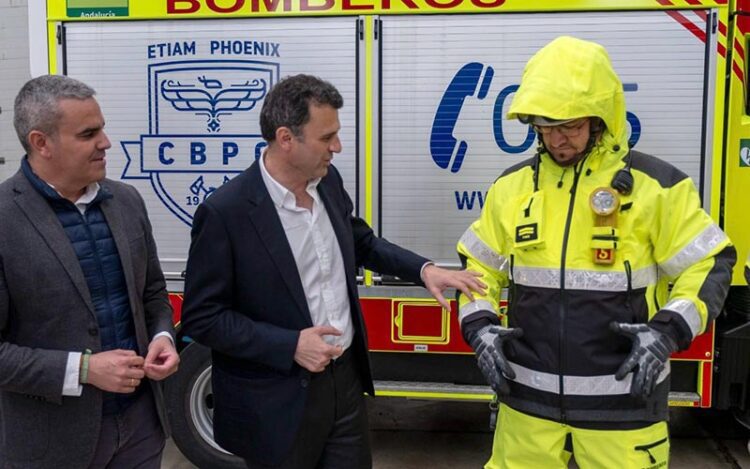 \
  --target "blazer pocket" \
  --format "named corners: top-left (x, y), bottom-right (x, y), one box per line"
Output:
top-left (212, 368), bottom-right (289, 413)
top-left (211, 368), bottom-right (304, 461)
top-left (1, 393), bottom-right (50, 462)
